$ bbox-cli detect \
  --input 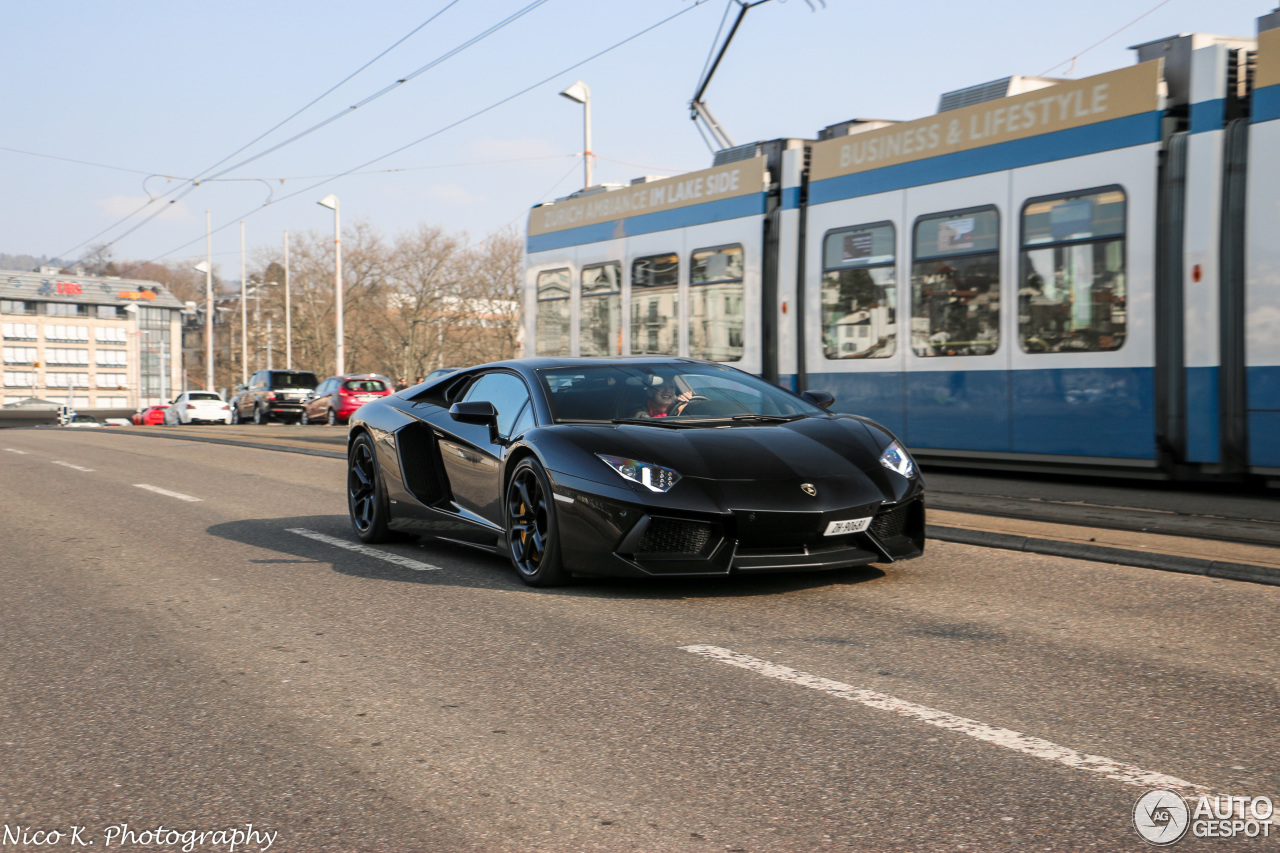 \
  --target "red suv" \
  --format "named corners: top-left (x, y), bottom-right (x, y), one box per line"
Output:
top-left (300, 374), bottom-right (394, 425)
